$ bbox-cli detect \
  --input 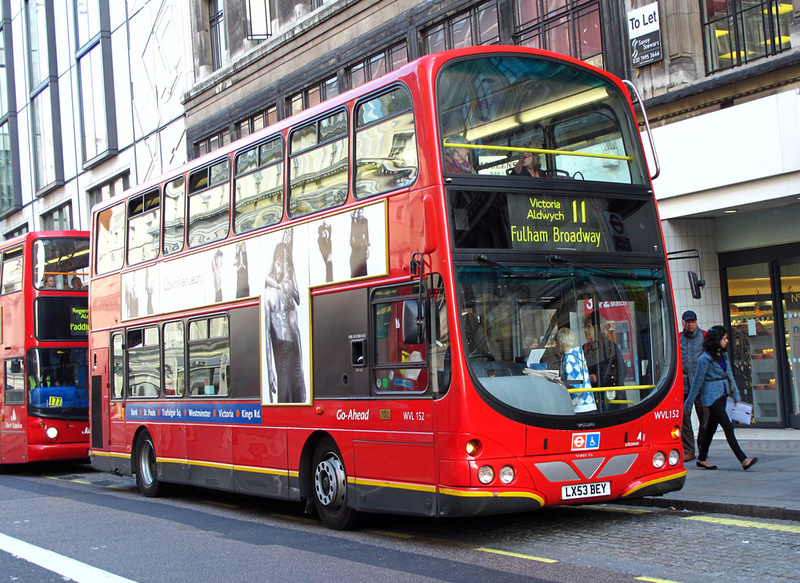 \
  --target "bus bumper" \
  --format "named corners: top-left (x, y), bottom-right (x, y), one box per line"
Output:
top-left (436, 487), bottom-right (544, 517)
top-left (27, 443), bottom-right (90, 463)
top-left (620, 468), bottom-right (687, 499)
